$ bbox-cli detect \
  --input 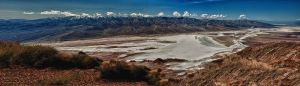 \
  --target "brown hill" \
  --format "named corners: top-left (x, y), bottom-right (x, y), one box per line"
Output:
top-left (178, 42), bottom-right (300, 86)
